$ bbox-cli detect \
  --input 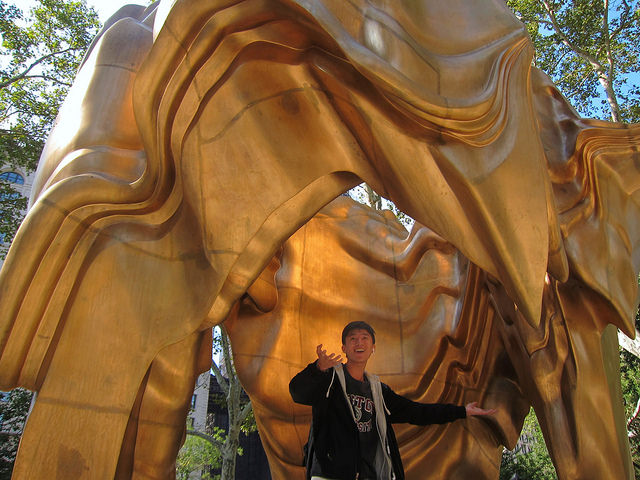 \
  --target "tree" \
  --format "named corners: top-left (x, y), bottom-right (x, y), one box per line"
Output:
top-left (0, 0), bottom-right (100, 256)
top-left (0, 388), bottom-right (32, 480)
top-left (500, 409), bottom-right (557, 480)
top-left (507, 0), bottom-right (640, 122)
top-left (348, 184), bottom-right (414, 228)
top-left (179, 327), bottom-right (257, 480)
top-left (620, 311), bottom-right (640, 477)
top-left (176, 434), bottom-right (220, 480)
